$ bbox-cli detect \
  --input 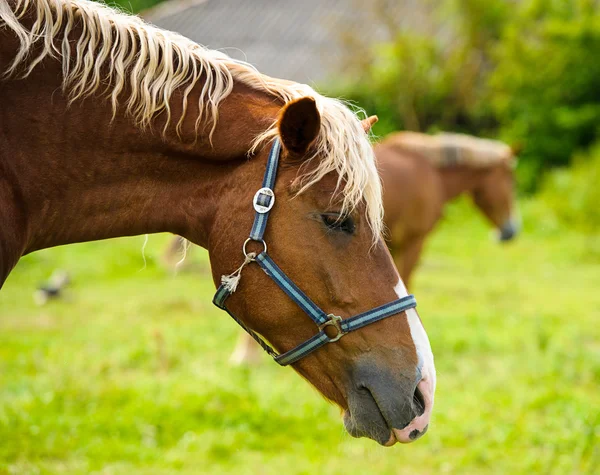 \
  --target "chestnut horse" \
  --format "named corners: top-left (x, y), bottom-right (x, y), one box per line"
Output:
top-left (378, 131), bottom-right (519, 288)
top-left (0, 0), bottom-right (434, 445)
